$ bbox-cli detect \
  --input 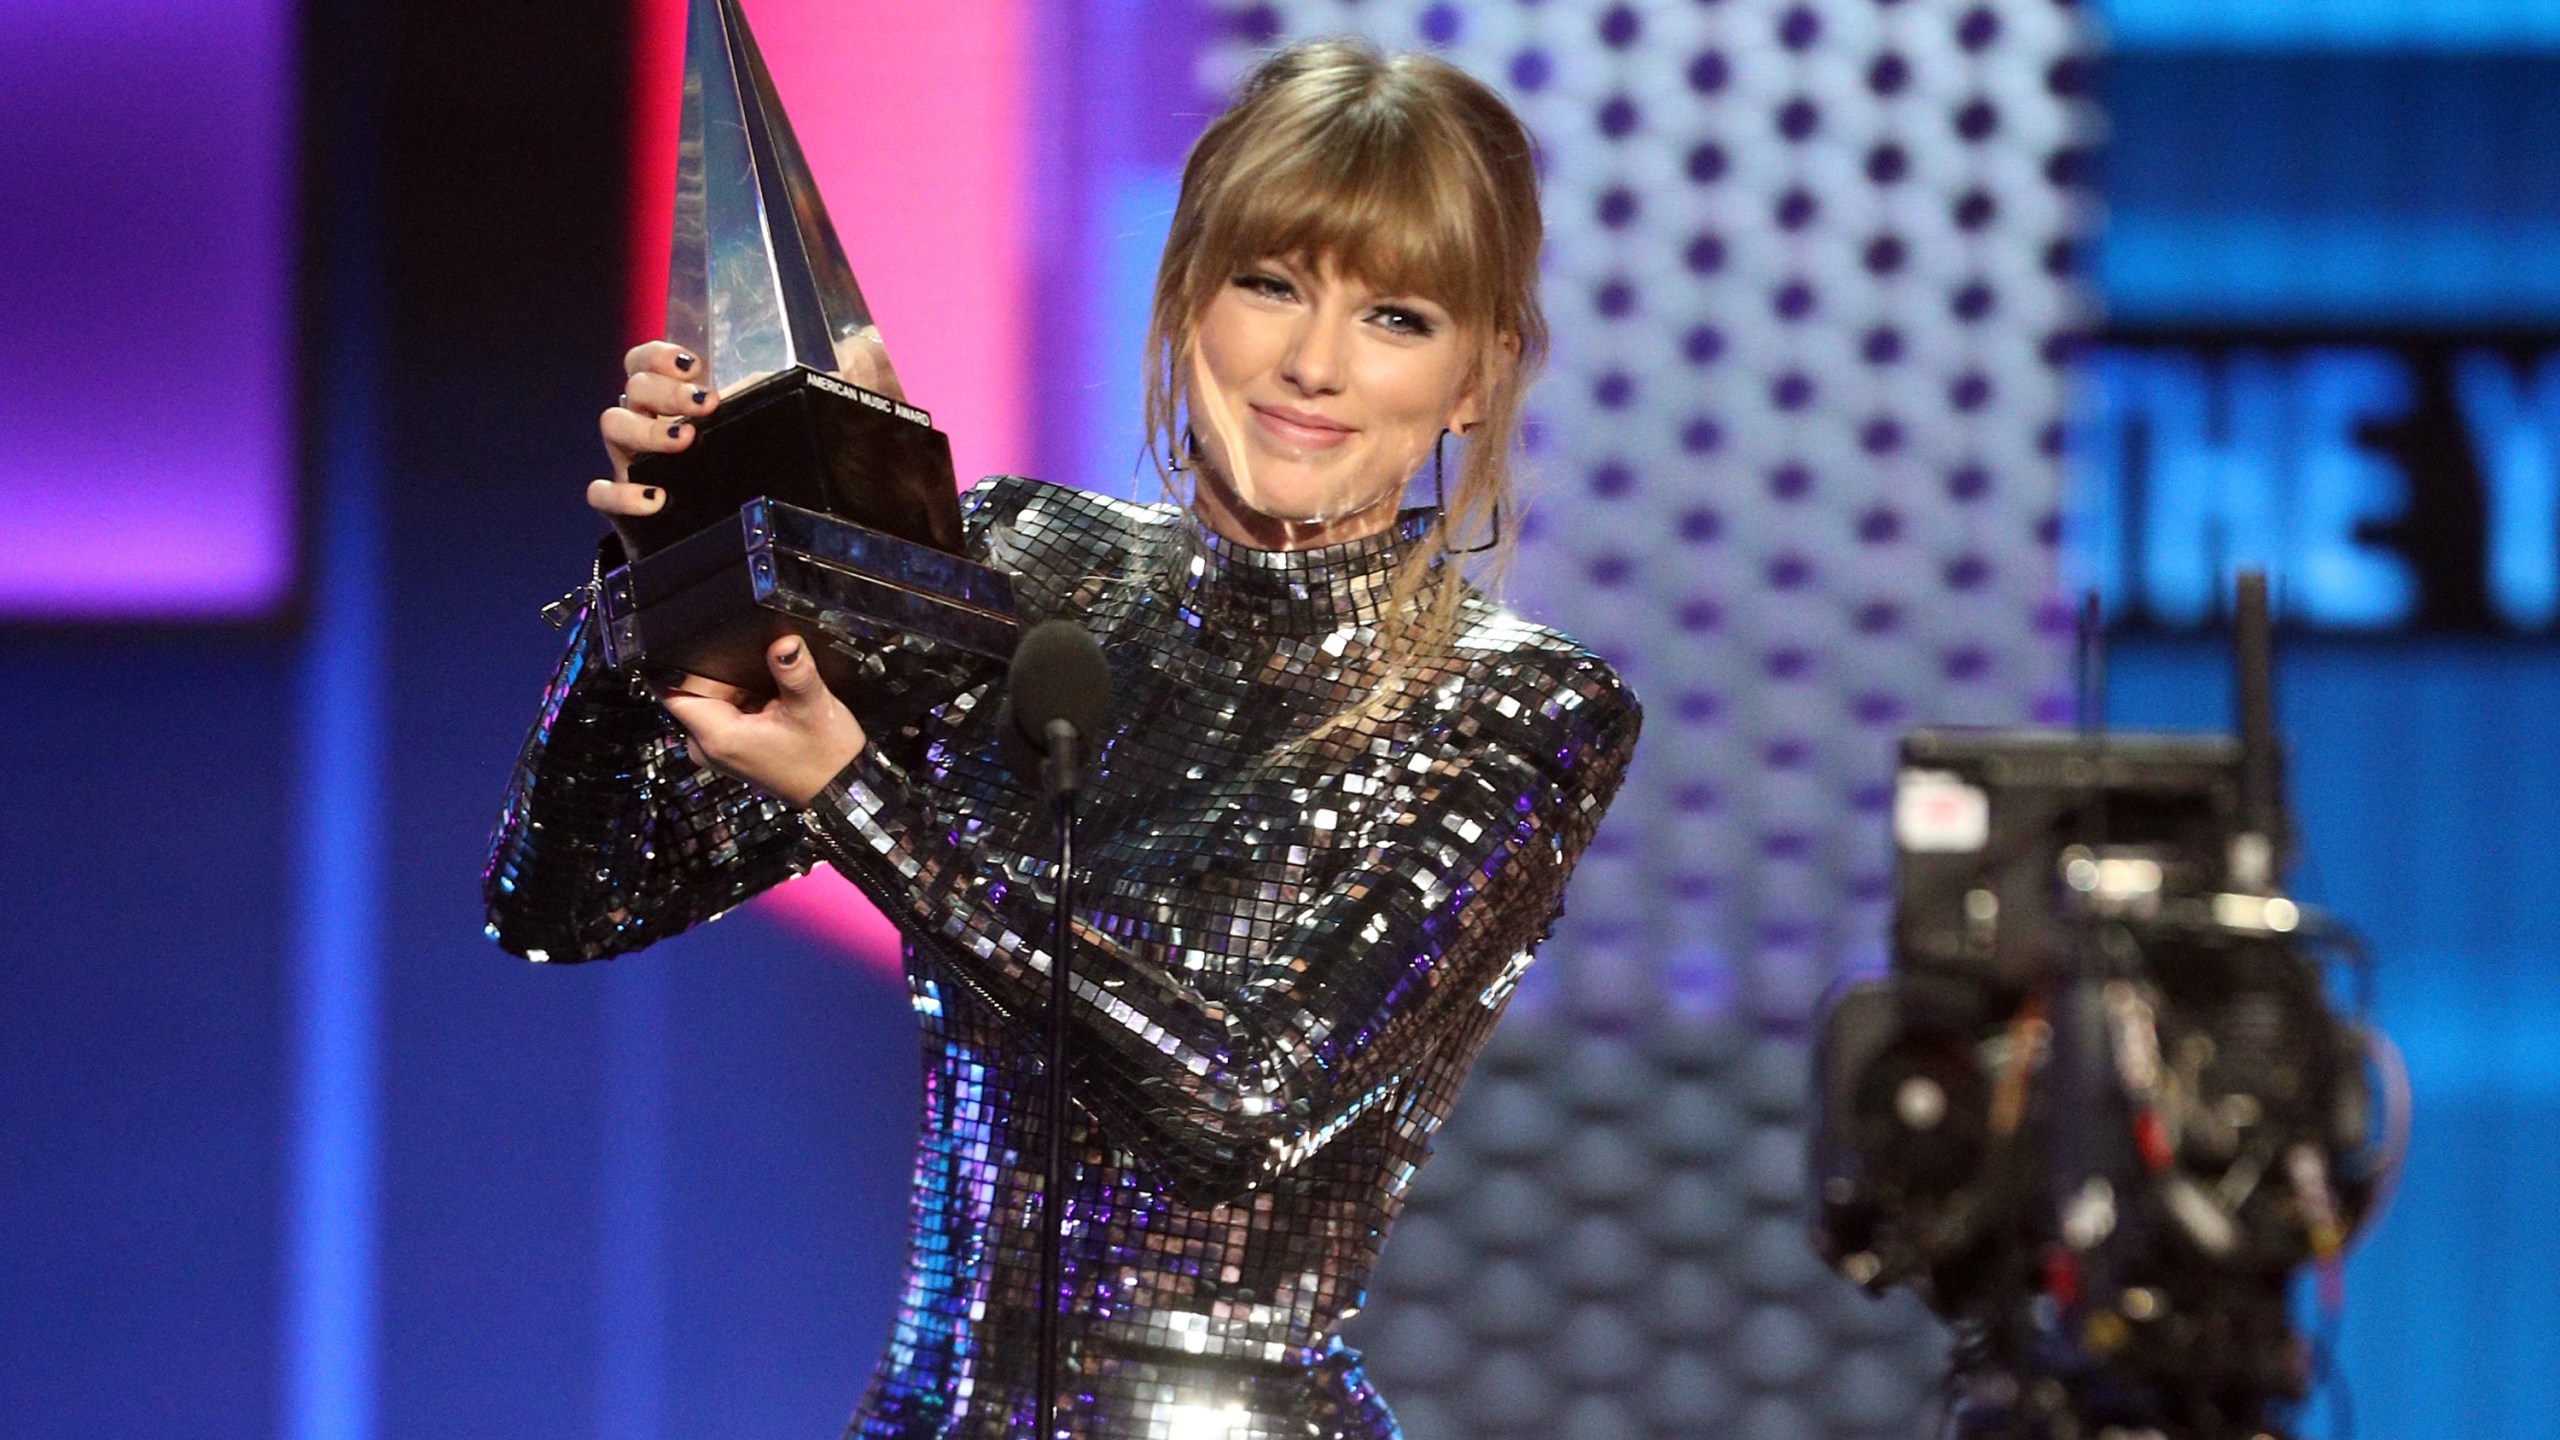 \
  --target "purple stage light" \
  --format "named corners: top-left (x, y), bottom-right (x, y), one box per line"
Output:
top-left (1, 0), bottom-right (297, 619)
